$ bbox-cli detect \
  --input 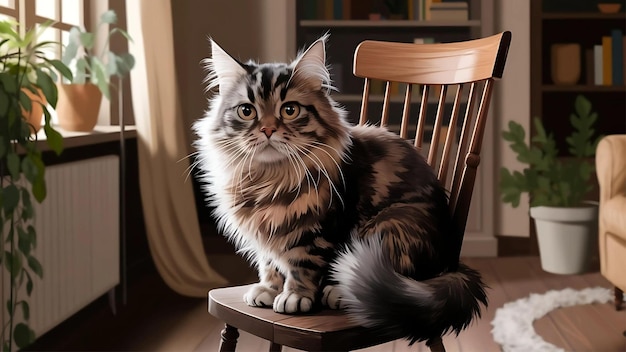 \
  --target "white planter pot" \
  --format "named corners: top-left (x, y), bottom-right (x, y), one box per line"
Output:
top-left (530, 204), bottom-right (598, 275)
